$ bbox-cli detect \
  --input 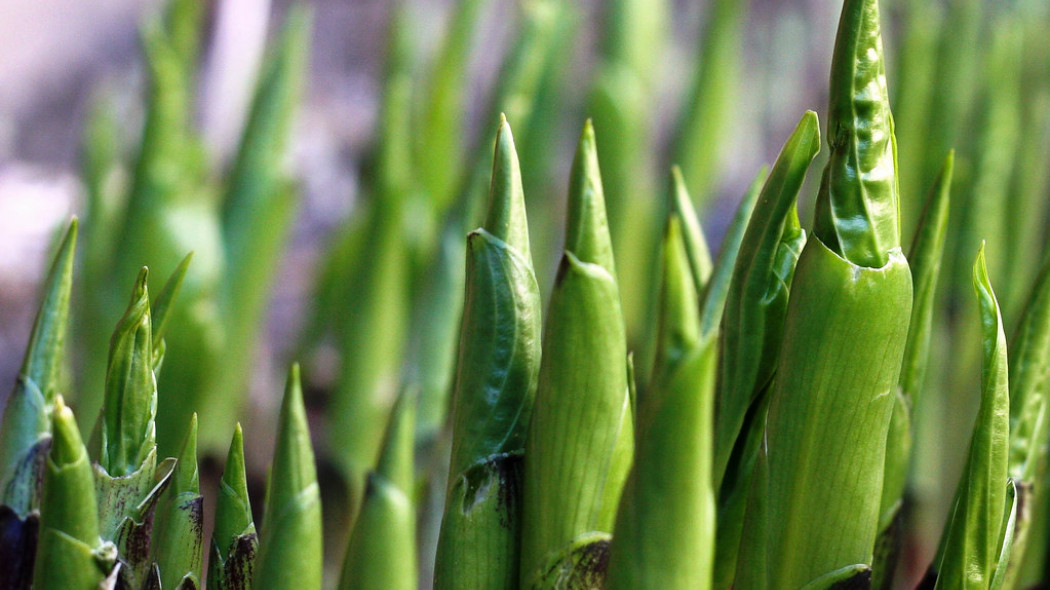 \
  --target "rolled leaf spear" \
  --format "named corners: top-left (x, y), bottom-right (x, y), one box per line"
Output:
top-left (32, 396), bottom-right (118, 590)
top-left (605, 206), bottom-right (717, 590)
top-left (337, 389), bottom-right (418, 590)
top-left (207, 4), bottom-right (312, 454)
top-left (207, 424), bottom-right (257, 590)
top-left (872, 151), bottom-right (953, 590)
top-left (252, 364), bottom-right (322, 590)
top-left (434, 116), bottom-right (542, 590)
top-left (0, 219), bottom-right (76, 590)
top-left (151, 413), bottom-right (204, 589)
top-left (94, 267), bottom-right (181, 588)
top-left (740, 0), bottom-right (914, 586)
top-left (520, 120), bottom-right (633, 589)
top-left (712, 111), bottom-right (819, 588)
top-left (926, 246), bottom-right (1013, 590)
